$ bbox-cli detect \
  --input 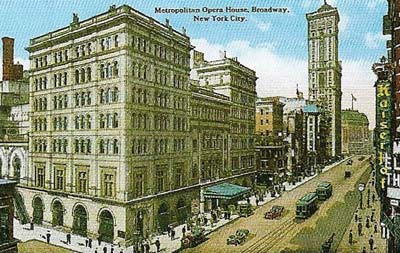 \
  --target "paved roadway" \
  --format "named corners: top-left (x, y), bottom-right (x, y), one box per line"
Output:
top-left (183, 156), bottom-right (372, 253)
